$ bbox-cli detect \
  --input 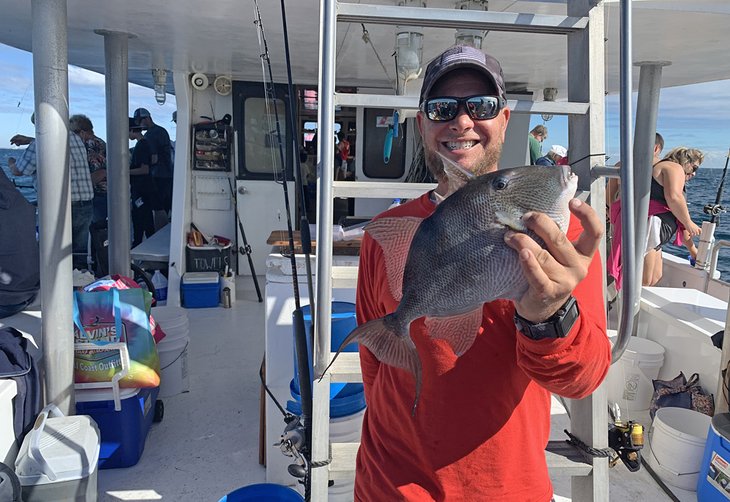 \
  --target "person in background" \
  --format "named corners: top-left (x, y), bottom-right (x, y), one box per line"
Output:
top-left (133, 108), bottom-right (173, 221)
top-left (336, 130), bottom-right (351, 178)
top-left (608, 146), bottom-right (703, 288)
top-left (128, 118), bottom-right (156, 247)
top-left (70, 114), bottom-right (107, 224)
top-left (606, 132), bottom-right (664, 206)
top-left (528, 124), bottom-right (547, 164)
top-left (535, 144), bottom-right (567, 166)
top-left (8, 115), bottom-right (94, 270)
top-left (354, 44), bottom-right (609, 501)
